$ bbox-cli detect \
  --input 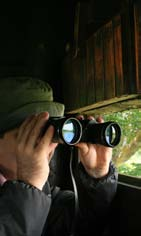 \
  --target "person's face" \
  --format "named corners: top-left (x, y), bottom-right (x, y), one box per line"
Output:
top-left (0, 129), bottom-right (18, 179)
